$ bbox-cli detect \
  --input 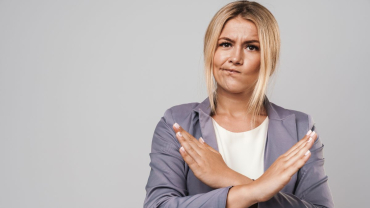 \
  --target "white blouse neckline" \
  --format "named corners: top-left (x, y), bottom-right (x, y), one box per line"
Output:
top-left (211, 116), bottom-right (269, 134)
